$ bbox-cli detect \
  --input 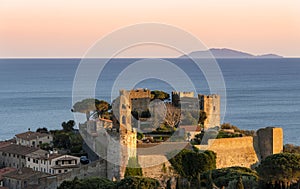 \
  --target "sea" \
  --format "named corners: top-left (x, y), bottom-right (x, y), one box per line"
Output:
top-left (0, 58), bottom-right (299, 145)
